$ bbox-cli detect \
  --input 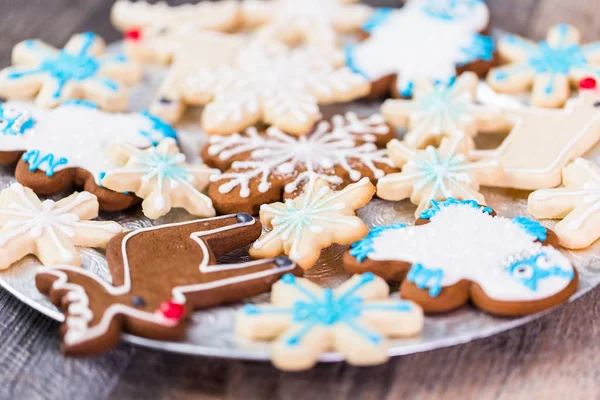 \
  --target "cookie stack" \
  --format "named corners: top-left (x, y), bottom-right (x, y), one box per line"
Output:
top-left (0, 0), bottom-right (598, 372)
